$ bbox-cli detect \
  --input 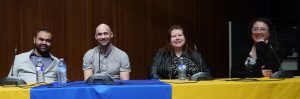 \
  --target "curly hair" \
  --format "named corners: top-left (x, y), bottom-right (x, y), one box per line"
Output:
top-left (248, 17), bottom-right (279, 50)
